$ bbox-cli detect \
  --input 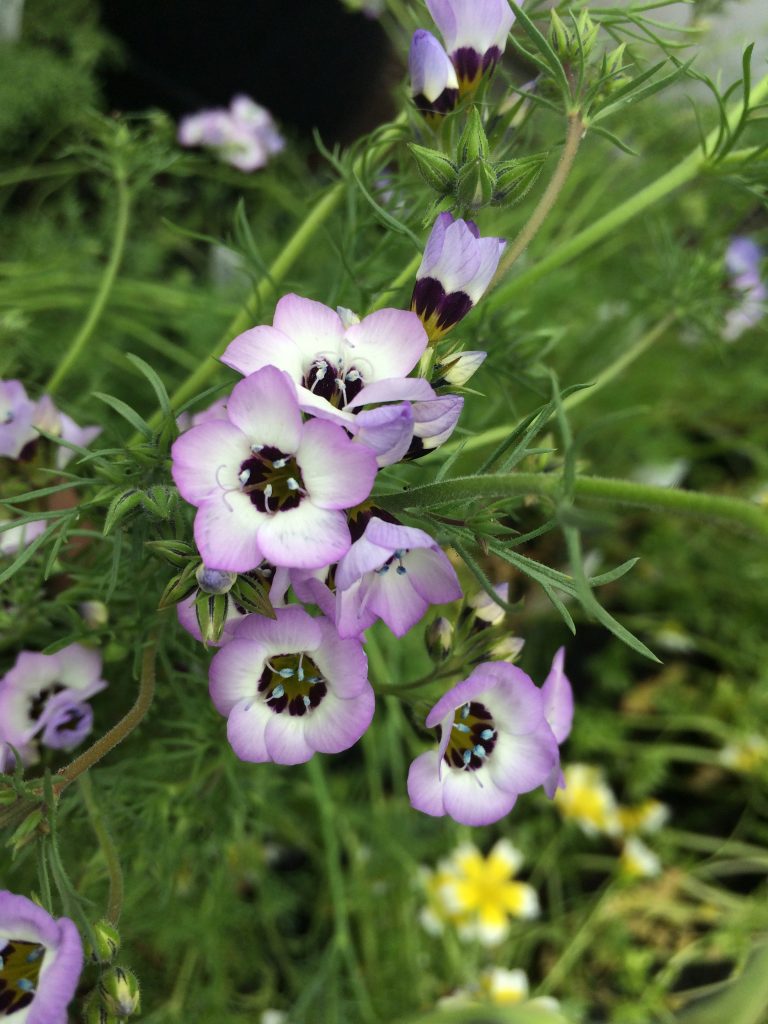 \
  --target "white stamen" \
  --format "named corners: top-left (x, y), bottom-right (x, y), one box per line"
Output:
top-left (272, 457), bottom-right (288, 469)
